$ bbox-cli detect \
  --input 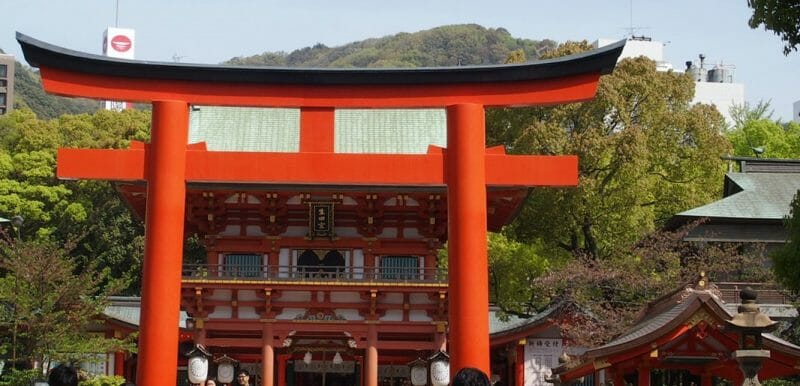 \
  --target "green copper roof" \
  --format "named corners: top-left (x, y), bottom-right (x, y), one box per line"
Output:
top-left (335, 109), bottom-right (446, 153)
top-left (188, 106), bottom-right (301, 152)
top-left (188, 106), bottom-right (446, 154)
top-left (677, 173), bottom-right (800, 220)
